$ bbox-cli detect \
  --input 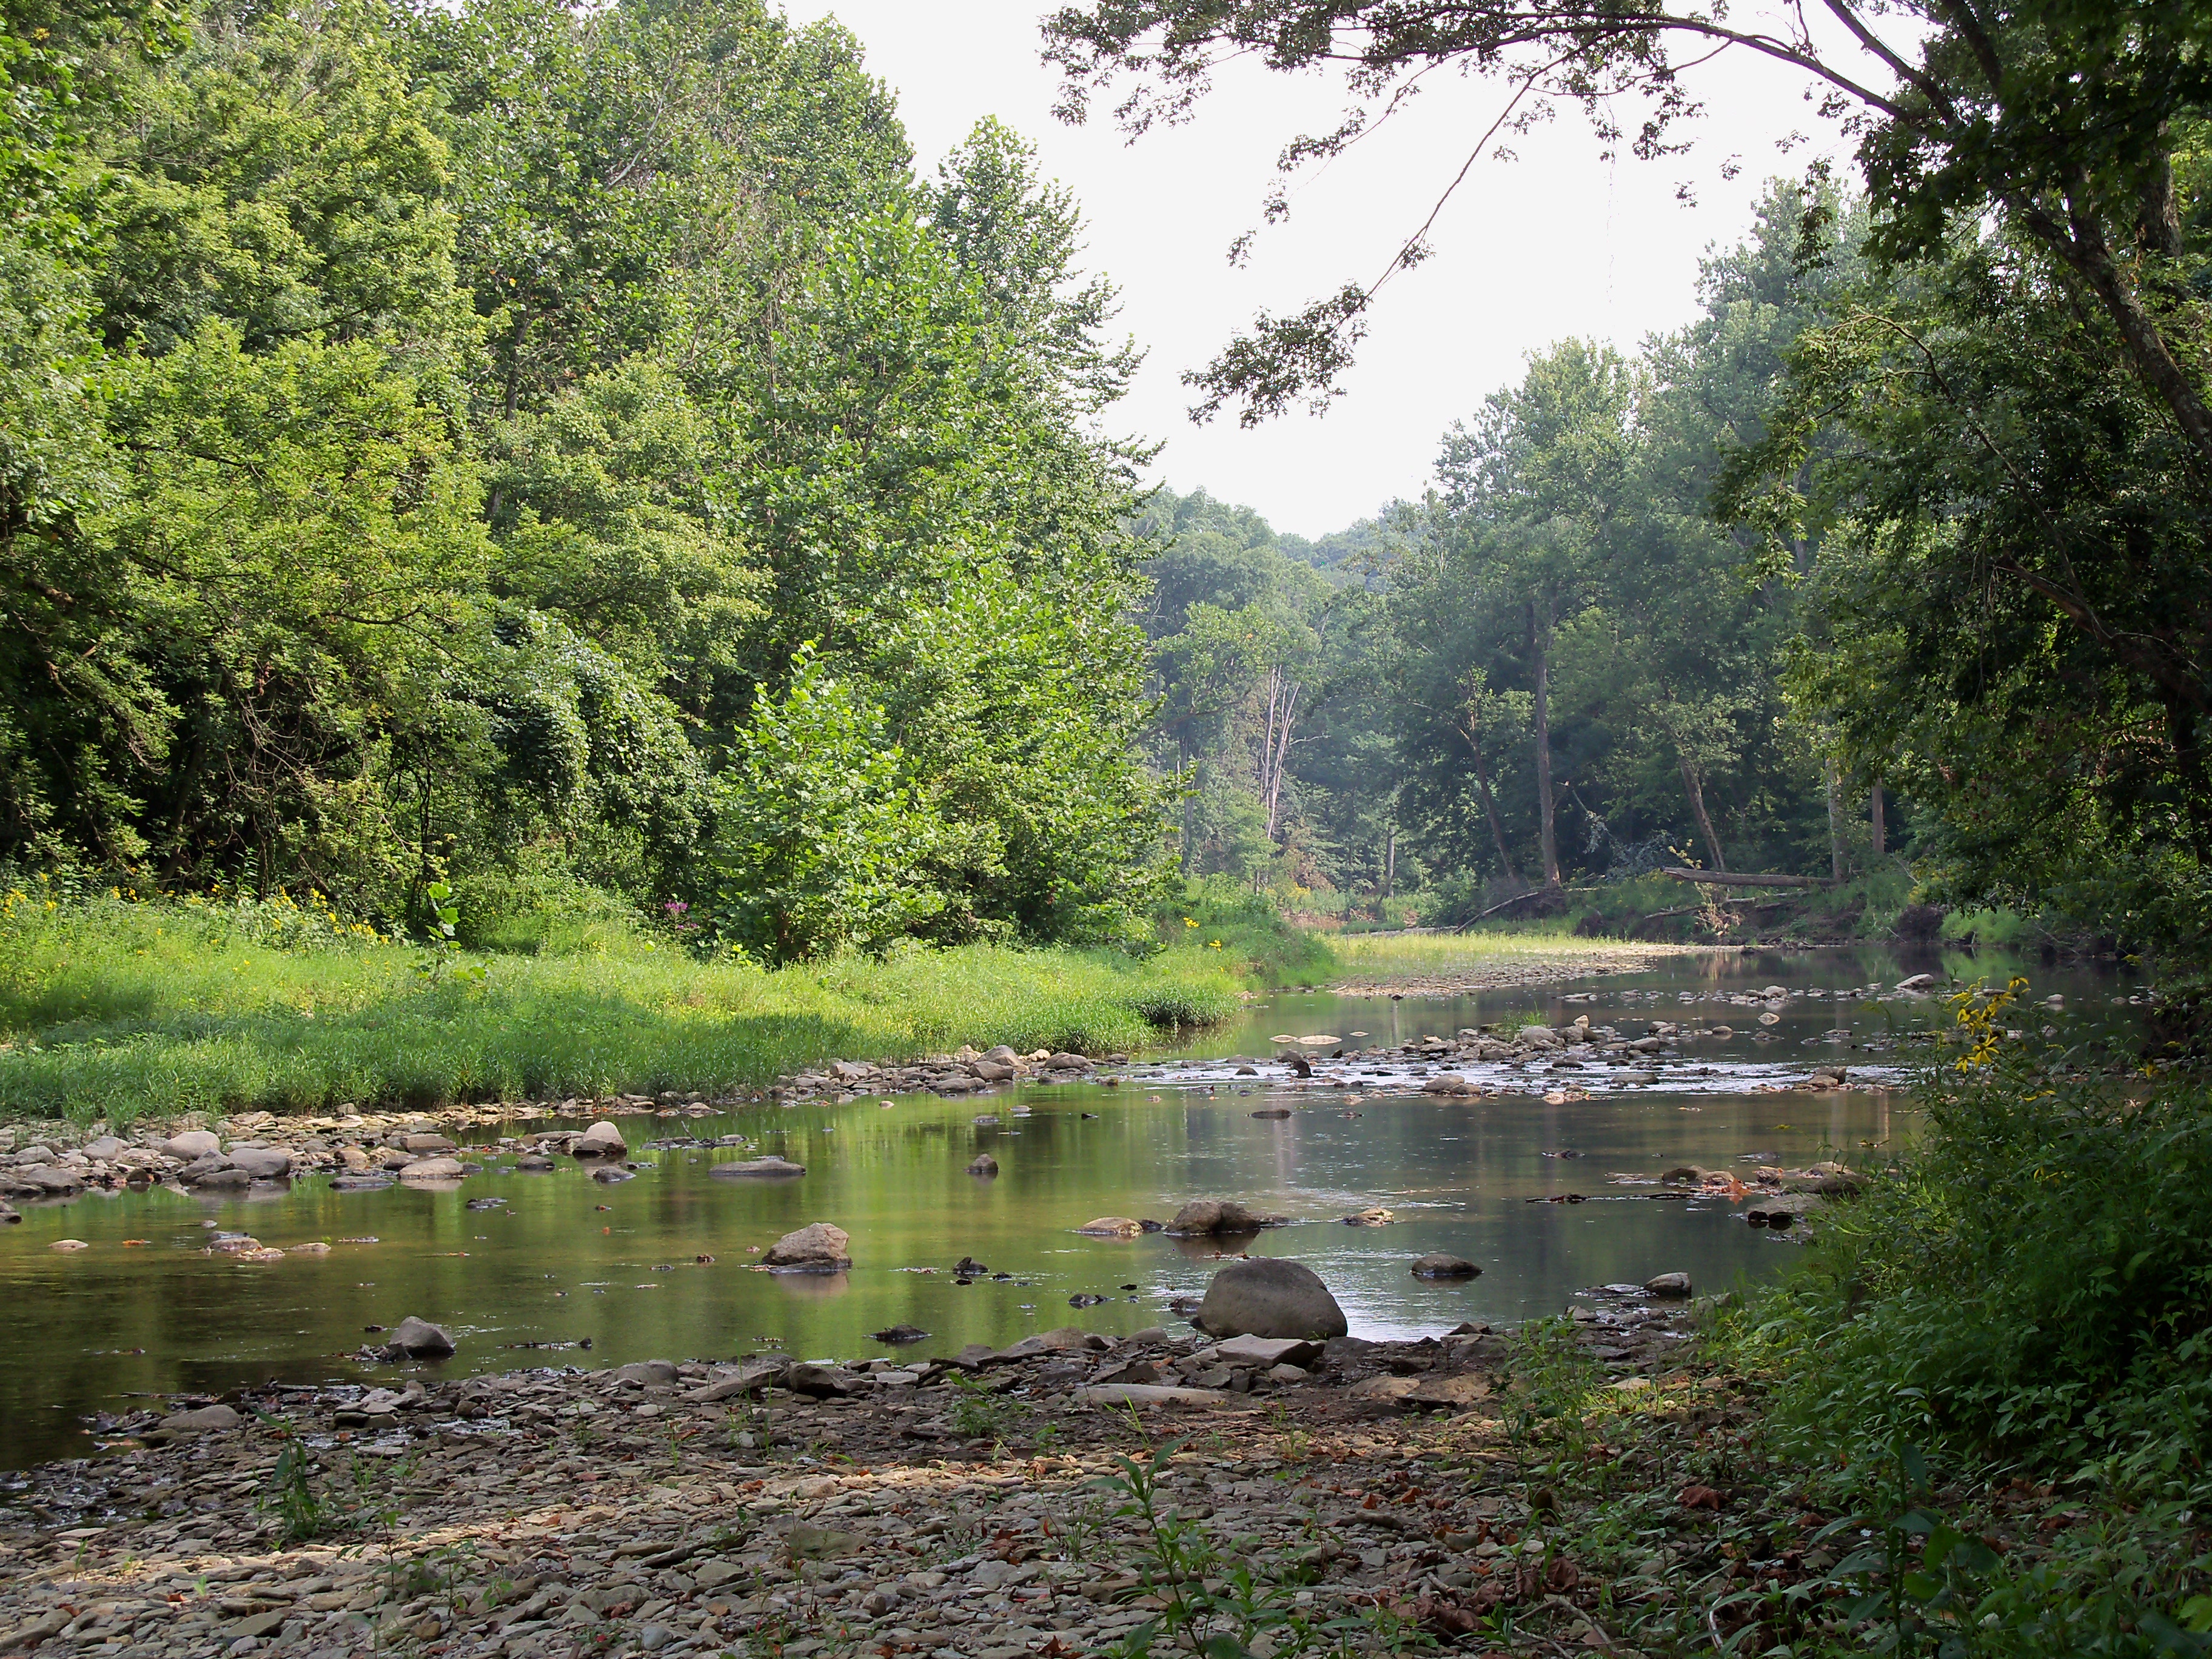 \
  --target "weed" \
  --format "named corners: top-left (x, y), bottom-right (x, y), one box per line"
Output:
top-left (947, 1373), bottom-right (1020, 1441)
